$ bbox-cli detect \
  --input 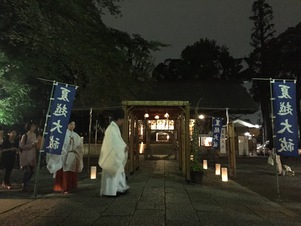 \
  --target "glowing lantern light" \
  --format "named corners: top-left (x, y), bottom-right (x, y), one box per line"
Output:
top-left (90, 166), bottom-right (97, 179)
top-left (215, 164), bottom-right (221, 175)
top-left (221, 167), bottom-right (228, 182)
top-left (203, 160), bottom-right (208, 169)
top-left (139, 142), bottom-right (144, 154)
